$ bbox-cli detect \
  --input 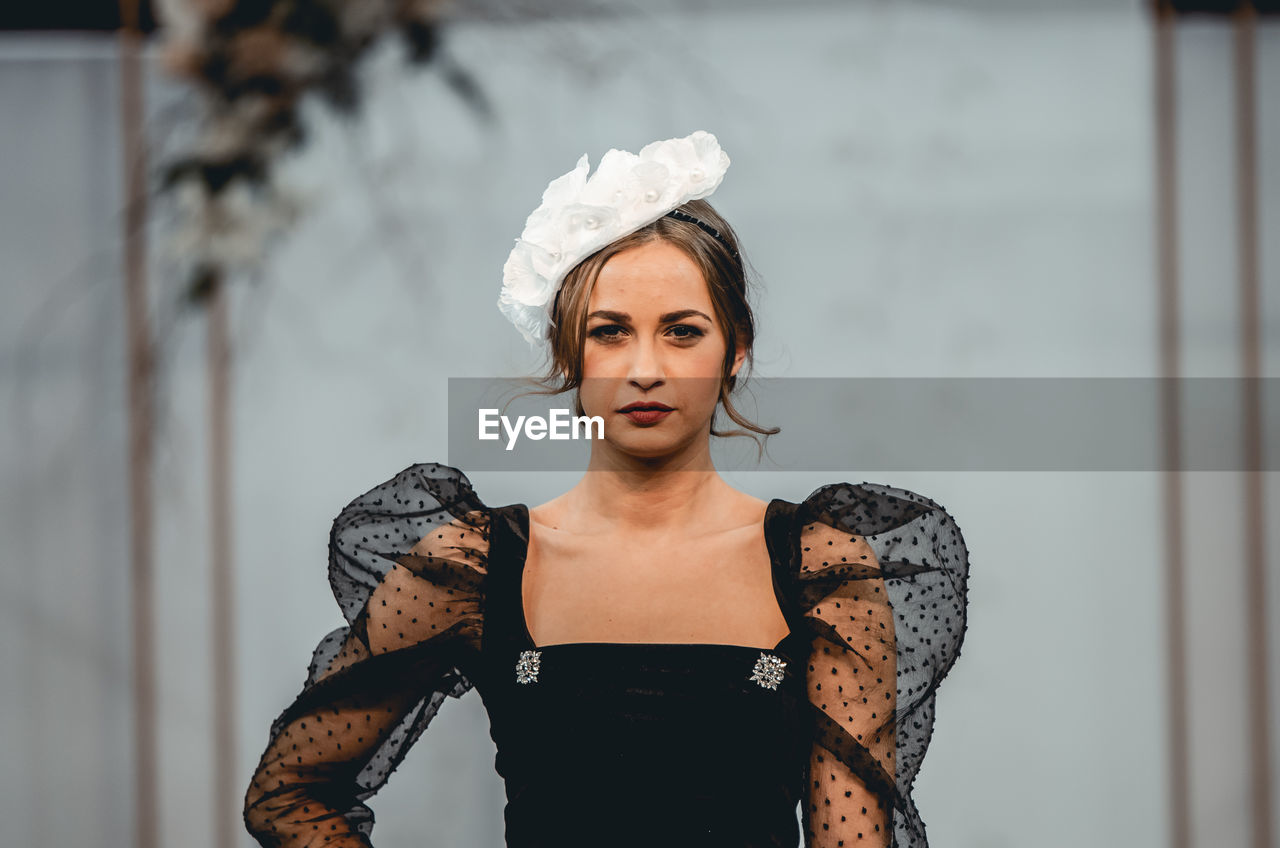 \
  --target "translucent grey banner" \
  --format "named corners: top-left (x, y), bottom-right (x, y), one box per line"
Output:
top-left (446, 377), bottom-right (1278, 472)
